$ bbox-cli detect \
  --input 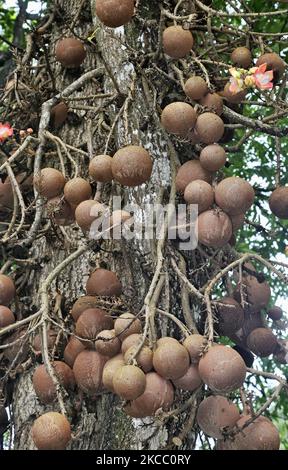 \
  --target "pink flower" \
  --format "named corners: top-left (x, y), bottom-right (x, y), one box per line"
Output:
top-left (0, 123), bottom-right (13, 142)
top-left (229, 77), bottom-right (244, 94)
top-left (252, 63), bottom-right (274, 90)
